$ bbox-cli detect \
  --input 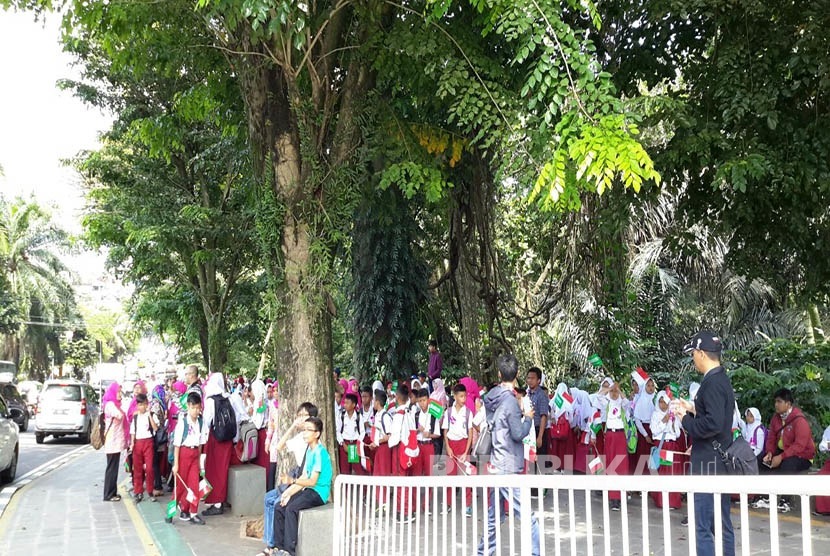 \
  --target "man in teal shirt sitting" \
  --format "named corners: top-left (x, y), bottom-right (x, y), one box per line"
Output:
top-left (271, 416), bottom-right (332, 556)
